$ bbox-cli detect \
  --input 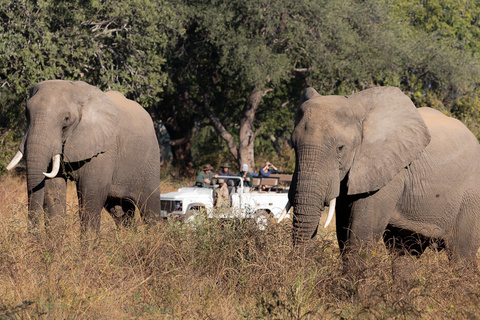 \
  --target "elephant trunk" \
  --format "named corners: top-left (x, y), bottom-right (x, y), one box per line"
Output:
top-left (24, 129), bottom-right (62, 225)
top-left (291, 148), bottom-right (340, 246)
top-left (292, 197), bottom-right (323, 245)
